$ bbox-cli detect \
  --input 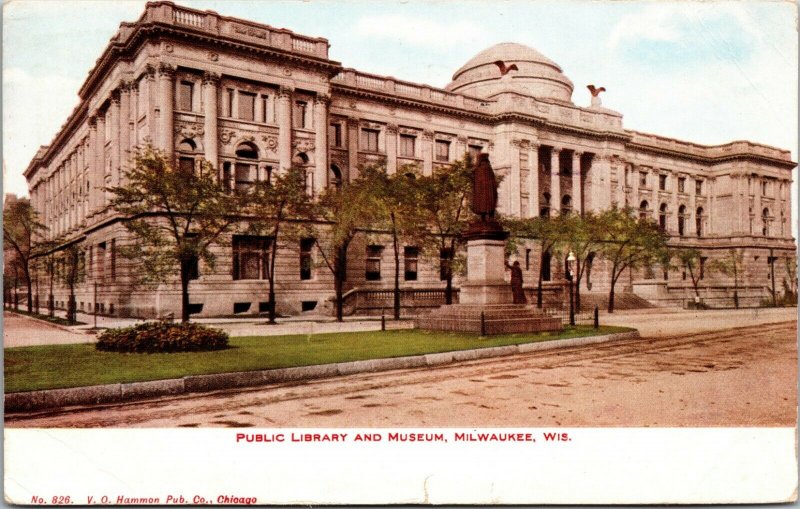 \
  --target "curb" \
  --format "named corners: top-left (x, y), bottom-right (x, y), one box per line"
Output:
top-left (5, 330), bottom-right (640, 413)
